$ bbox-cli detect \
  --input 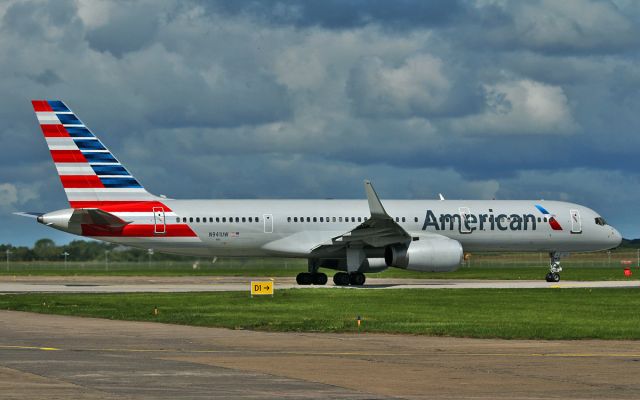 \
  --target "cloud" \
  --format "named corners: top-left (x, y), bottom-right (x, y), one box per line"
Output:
top-left (347, 54), bottom-right (481, 119)
top-left (83, 1), bottom-right (161, 57)
top-left (197, 0), bottom-right (466, 30)
top-left (449, 79), bottom-right (578, 135)
top-left (0, 184), bottom-right (18, 207)
top-left (0, 182), bottom-right (40, 210)
top-left (466, 0), bottom-right (639, 54)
